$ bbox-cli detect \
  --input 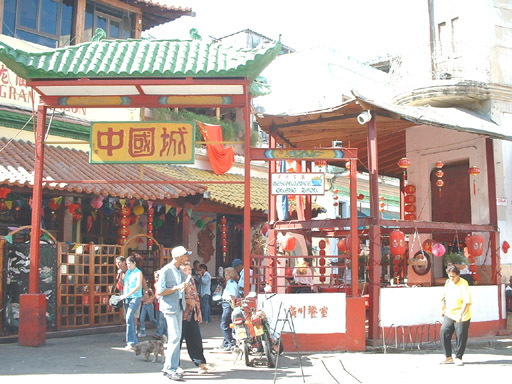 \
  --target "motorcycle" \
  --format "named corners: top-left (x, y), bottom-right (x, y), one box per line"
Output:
top-left (230, 292), bottom-right (282, 367)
